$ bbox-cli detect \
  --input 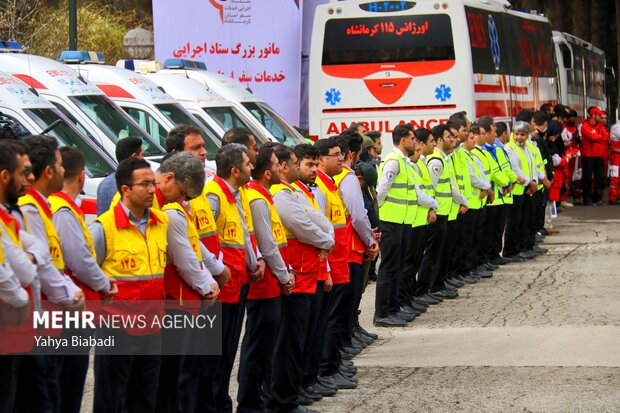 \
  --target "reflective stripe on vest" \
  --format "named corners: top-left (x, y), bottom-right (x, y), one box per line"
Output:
top-left (378, 151), bottom-right (417, 224)
top-left (19, 189), bottom-right (65, 271)
top-left (426, 149), bottom-right (453, 216)
top-left (204, 176), bottom-right (247, 303)
top-left (162, 202), bottom-right (204, 309)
